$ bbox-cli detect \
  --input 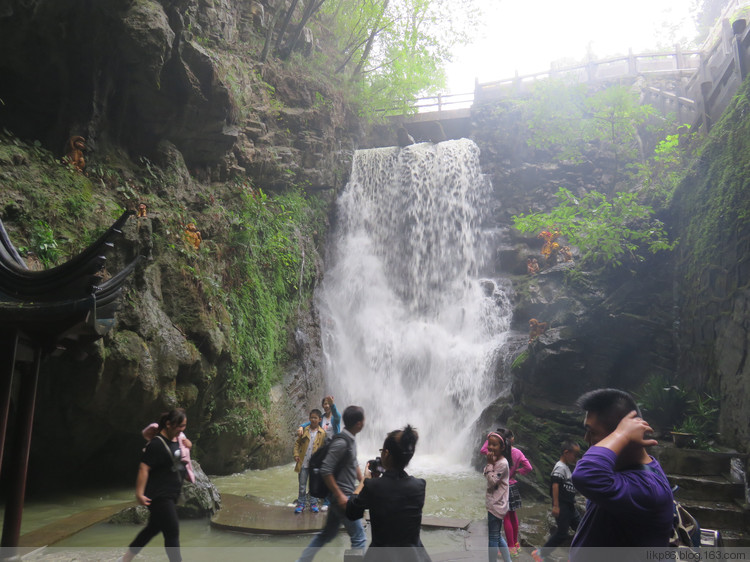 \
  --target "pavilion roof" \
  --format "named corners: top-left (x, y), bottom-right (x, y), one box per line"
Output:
top-left (0, 211), bottom-right (141, 355)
